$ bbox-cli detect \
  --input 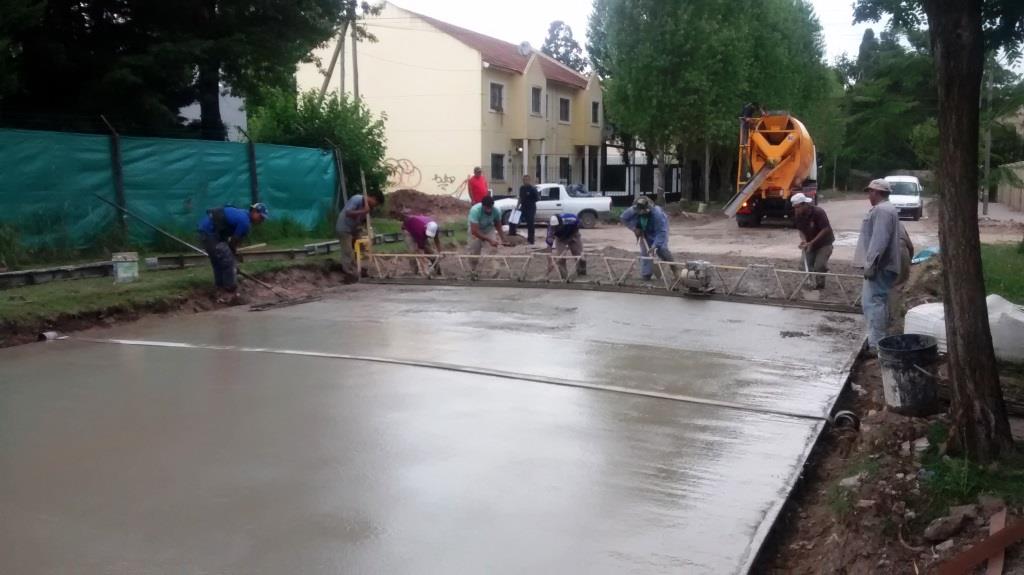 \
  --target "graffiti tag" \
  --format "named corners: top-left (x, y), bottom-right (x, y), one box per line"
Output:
top-left (384, 158), bottom-right (422, 190)
top-left (432, 173), bottom-right (457, 191)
